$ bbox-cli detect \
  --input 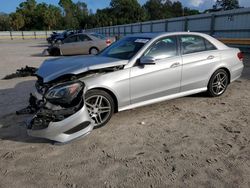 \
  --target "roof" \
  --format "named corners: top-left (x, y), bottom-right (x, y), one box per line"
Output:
top-left (125, 32), bottom-right (213, 38)
top-left (125, 32), bottom-right (229, 50)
